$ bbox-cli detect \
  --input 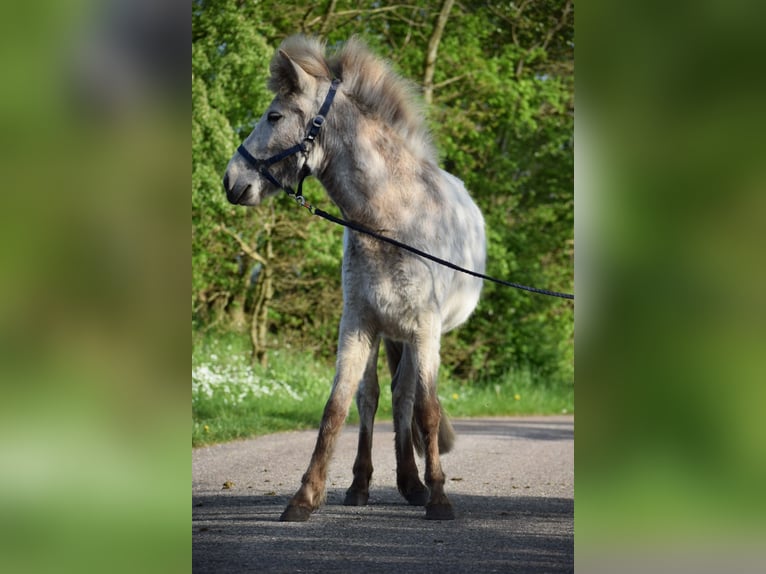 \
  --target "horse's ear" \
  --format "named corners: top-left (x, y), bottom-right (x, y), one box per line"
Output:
top-left (270, 49), bottom-right (315, 96)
